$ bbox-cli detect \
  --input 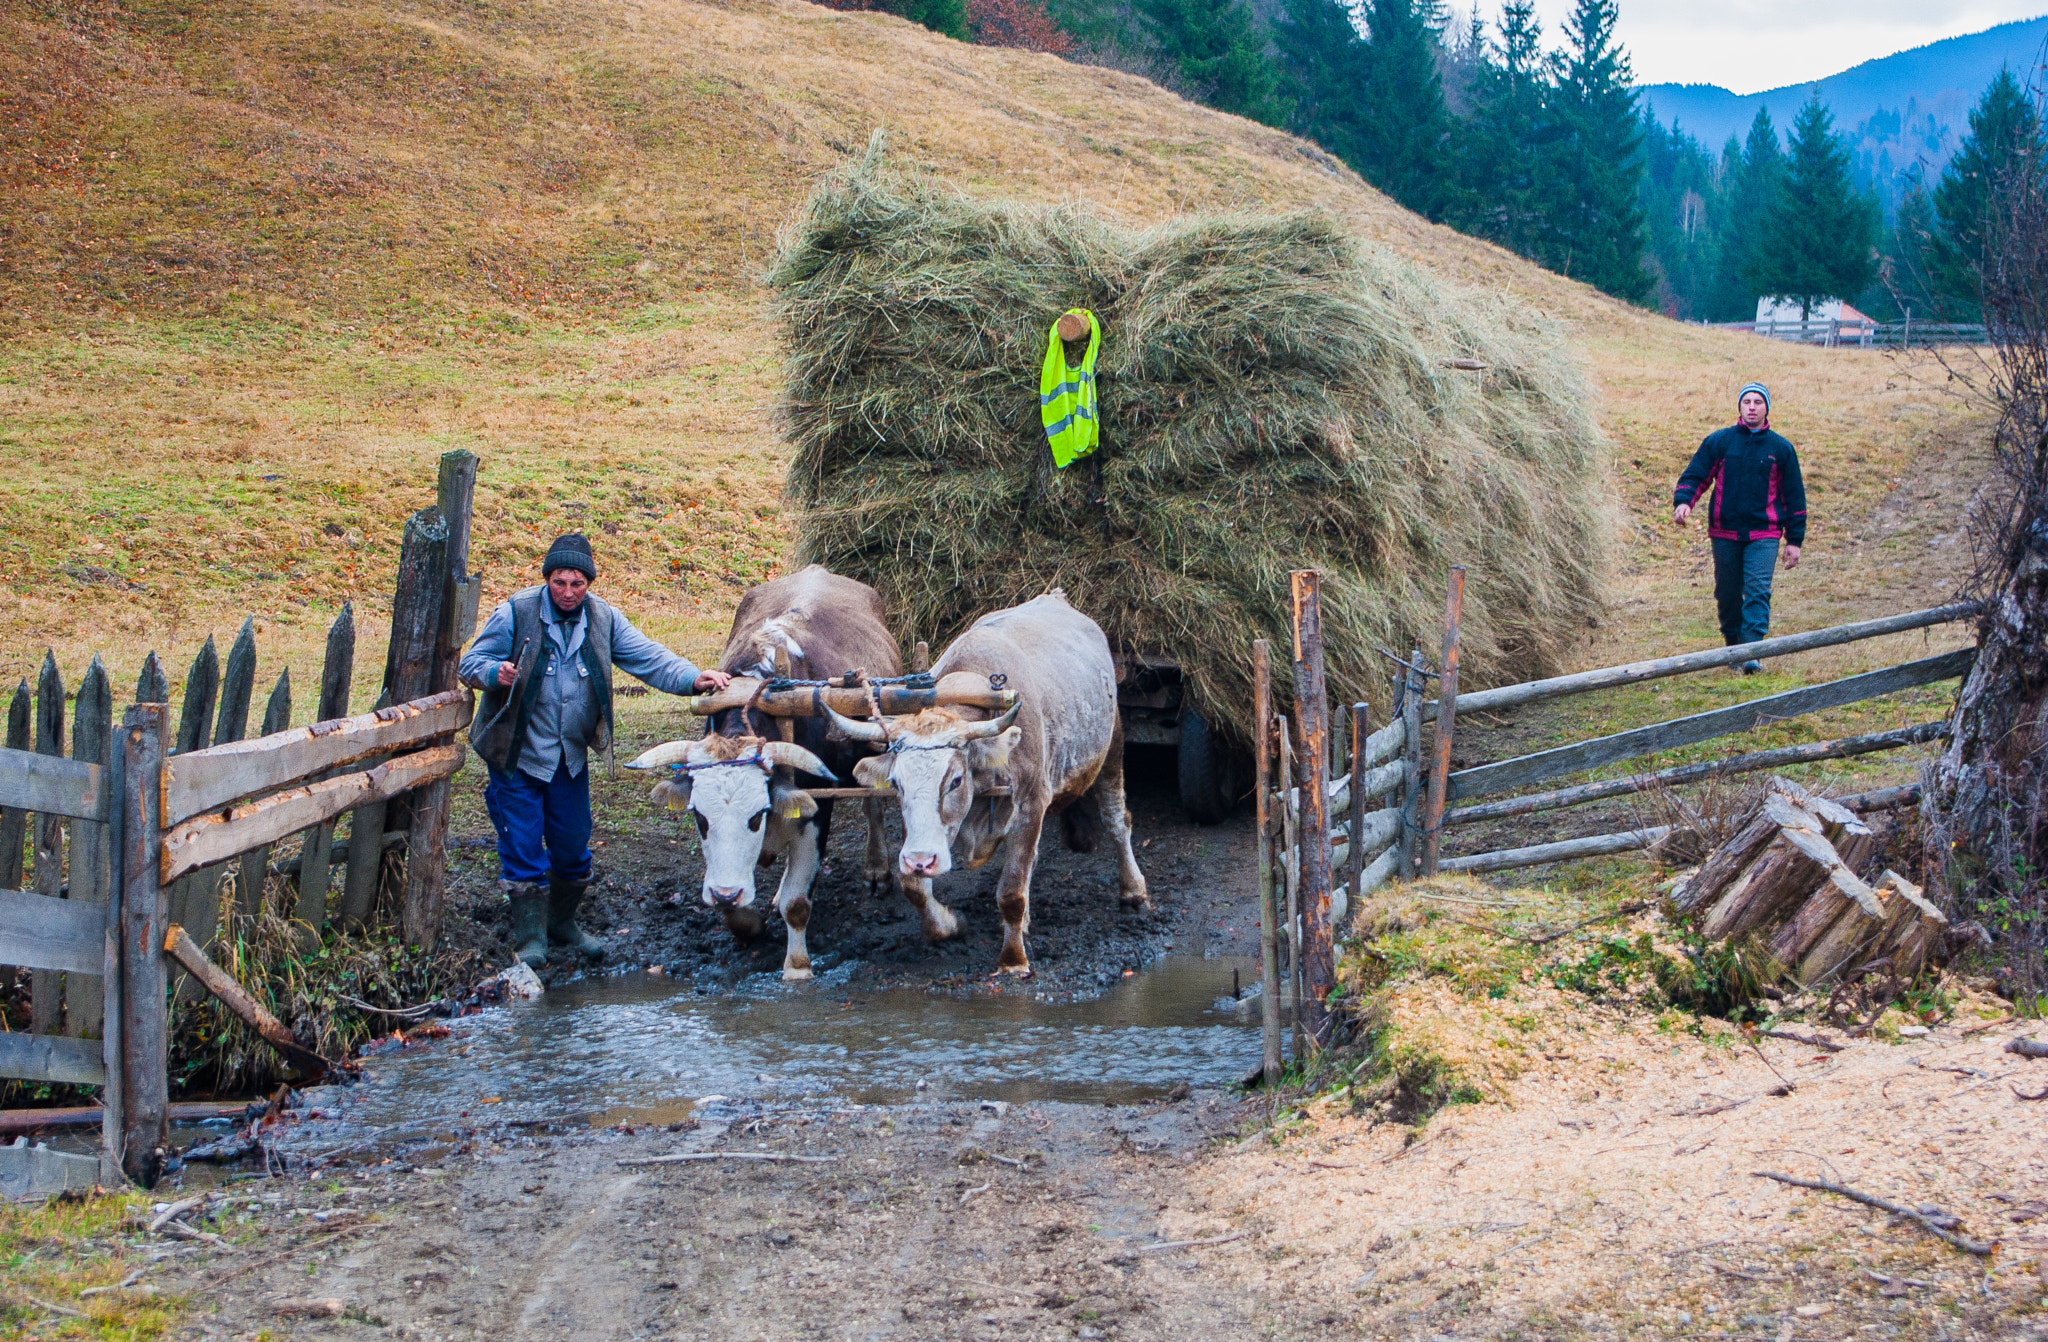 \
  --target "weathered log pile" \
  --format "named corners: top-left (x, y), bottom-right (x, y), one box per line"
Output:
top-left (1671, 778), bottom-right (1948, 989)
